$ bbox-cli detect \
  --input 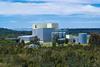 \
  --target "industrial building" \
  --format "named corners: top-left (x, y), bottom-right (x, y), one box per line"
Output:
top-left (32, 23), bottom-right (58, 42)
top-left (52, 28), bottom-right (100, 44)
top-left (78, 33), bottom-right (87, 44)
top-left (18, 35), bottom-right (35, 43)
top-left (18, 23), bottom-right (100, 44)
